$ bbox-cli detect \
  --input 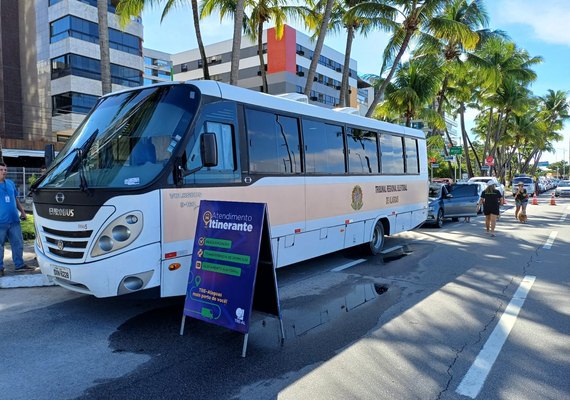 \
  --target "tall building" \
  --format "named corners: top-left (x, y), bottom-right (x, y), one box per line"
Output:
top-left (0, 0), bottom-right (144, 166)
top-left (170, 25), bottom-right (369, 112)
top-left (143, 48), bottom-right (173, 85)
